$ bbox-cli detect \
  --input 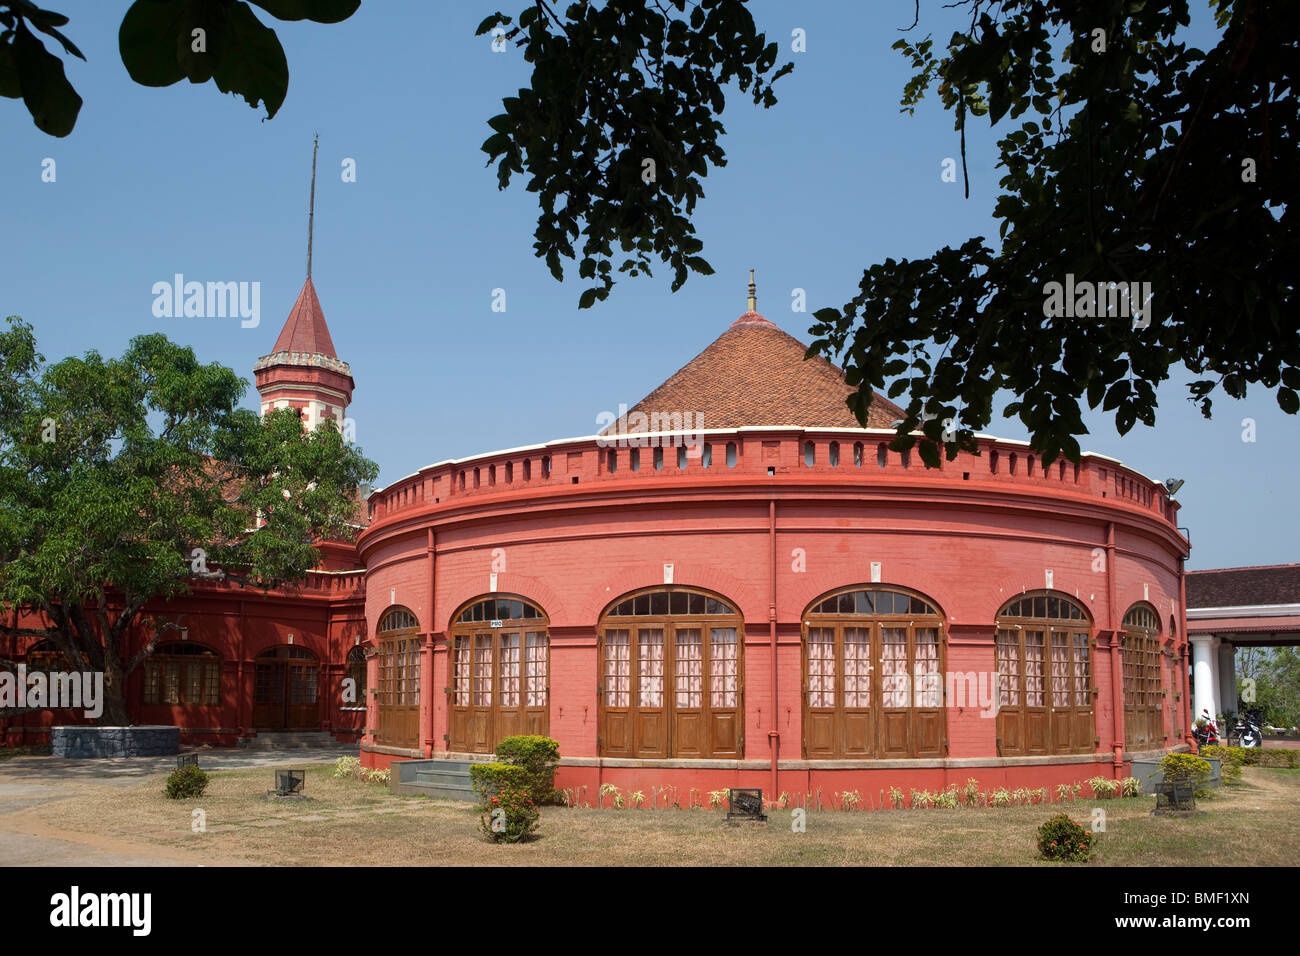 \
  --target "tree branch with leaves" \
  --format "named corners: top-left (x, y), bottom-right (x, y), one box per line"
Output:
top-left (0, 316), bottom-right (377, 723)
